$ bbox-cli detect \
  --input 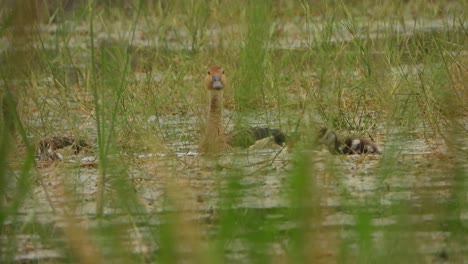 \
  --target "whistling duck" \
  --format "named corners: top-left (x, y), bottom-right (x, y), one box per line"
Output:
top-left (199, 66), bottom-right (286, 153)
top-left (37, 136), bottom-right (89, 161)
top-left (317, 127), bottom-right (380, 155)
